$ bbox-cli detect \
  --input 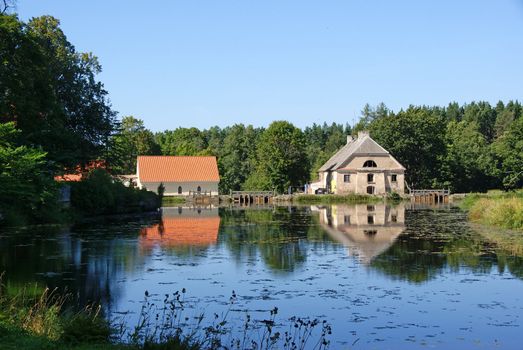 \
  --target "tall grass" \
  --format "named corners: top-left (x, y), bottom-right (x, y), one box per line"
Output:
top-left (468, 197), bottom-right (523, 230)
top-left (0, 275), bottom-right (111, 346)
